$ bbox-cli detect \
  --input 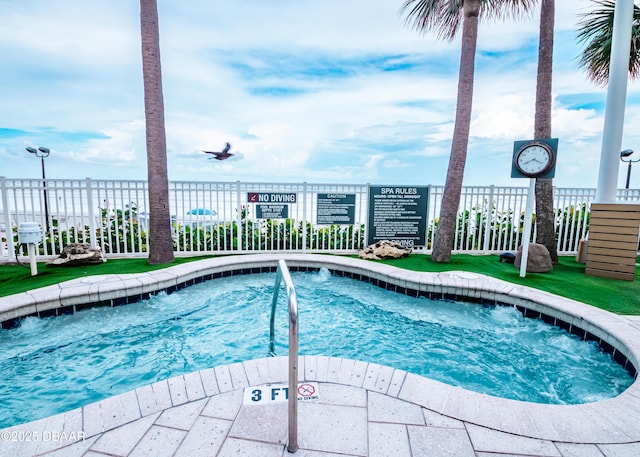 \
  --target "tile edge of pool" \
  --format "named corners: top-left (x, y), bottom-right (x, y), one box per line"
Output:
top-left (2, 355), bottom-right (640, 447)
top-left (1, 253), bottom-right (640, 446)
